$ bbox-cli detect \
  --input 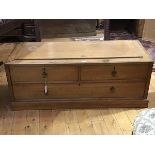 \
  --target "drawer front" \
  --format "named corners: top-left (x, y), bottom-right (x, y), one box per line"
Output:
top-left (81, 64), bottom-right (148, 81)
top-left (13, 82), bottom-right (145, 100)
top-left (10, 65), bottom-right (78, 82)
top-left (45, 66), bottom-right (78, 81)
